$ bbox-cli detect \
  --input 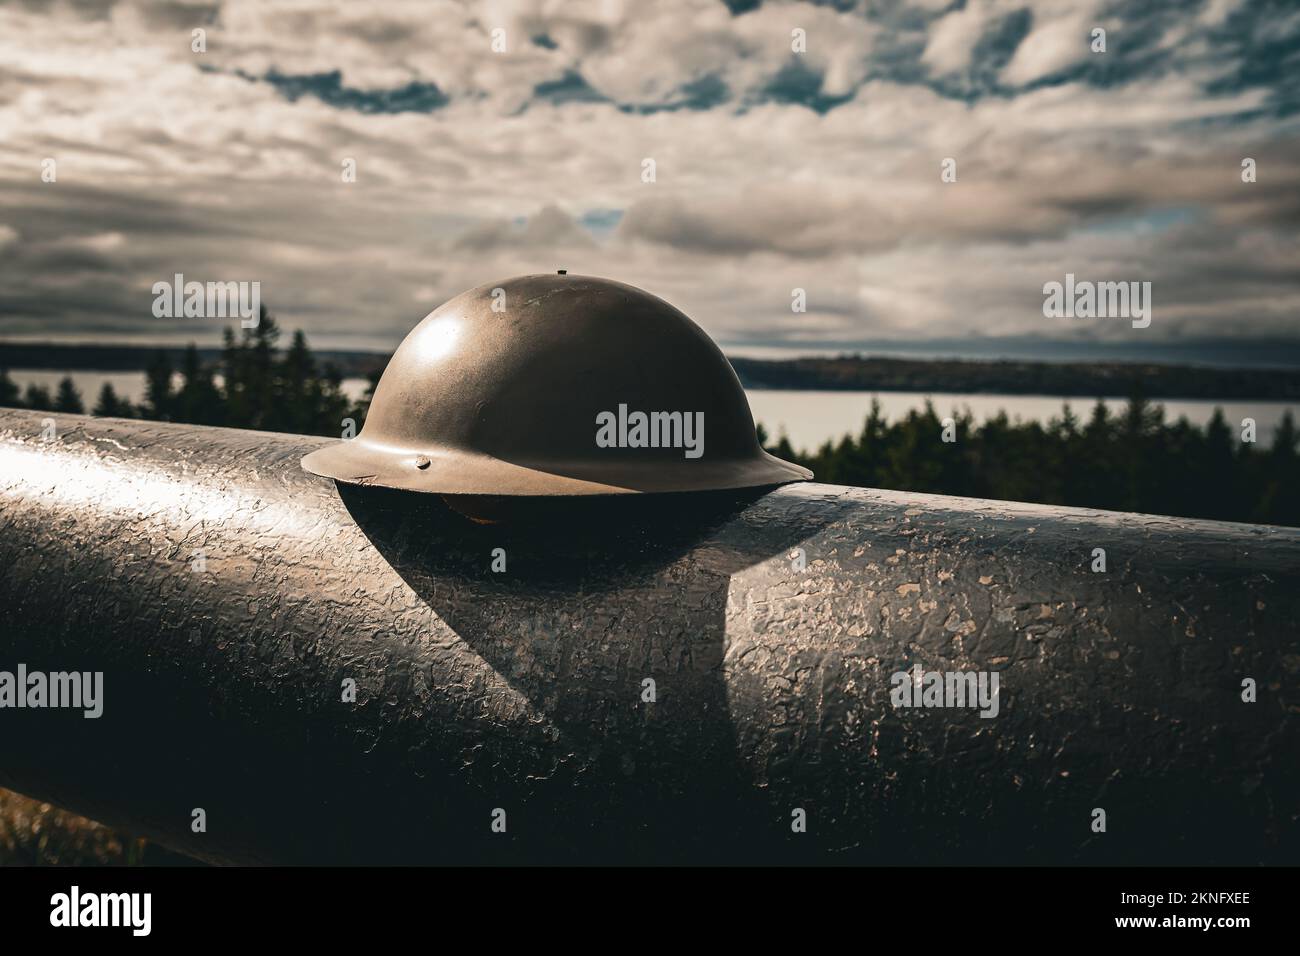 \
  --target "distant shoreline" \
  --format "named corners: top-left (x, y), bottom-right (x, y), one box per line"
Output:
top-left (728, 356), bottom-right (1300, 401)
top-left (0, 342), bottom-right (390, 380)
top-left (4, 341), bottom-right (1299, 400)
